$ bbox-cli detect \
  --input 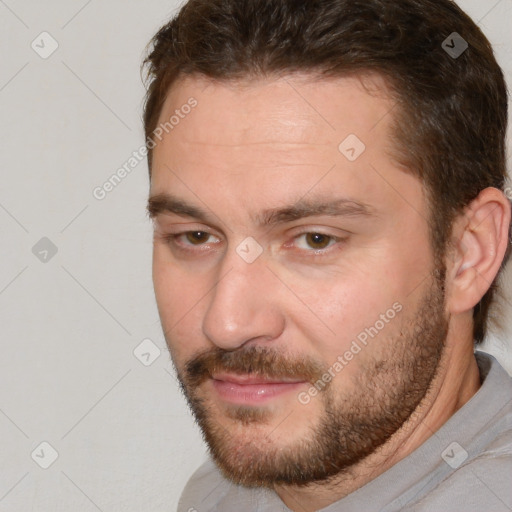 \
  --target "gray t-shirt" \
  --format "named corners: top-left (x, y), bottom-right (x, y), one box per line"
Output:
top-left (178, 351), bottom-right (512, 511)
